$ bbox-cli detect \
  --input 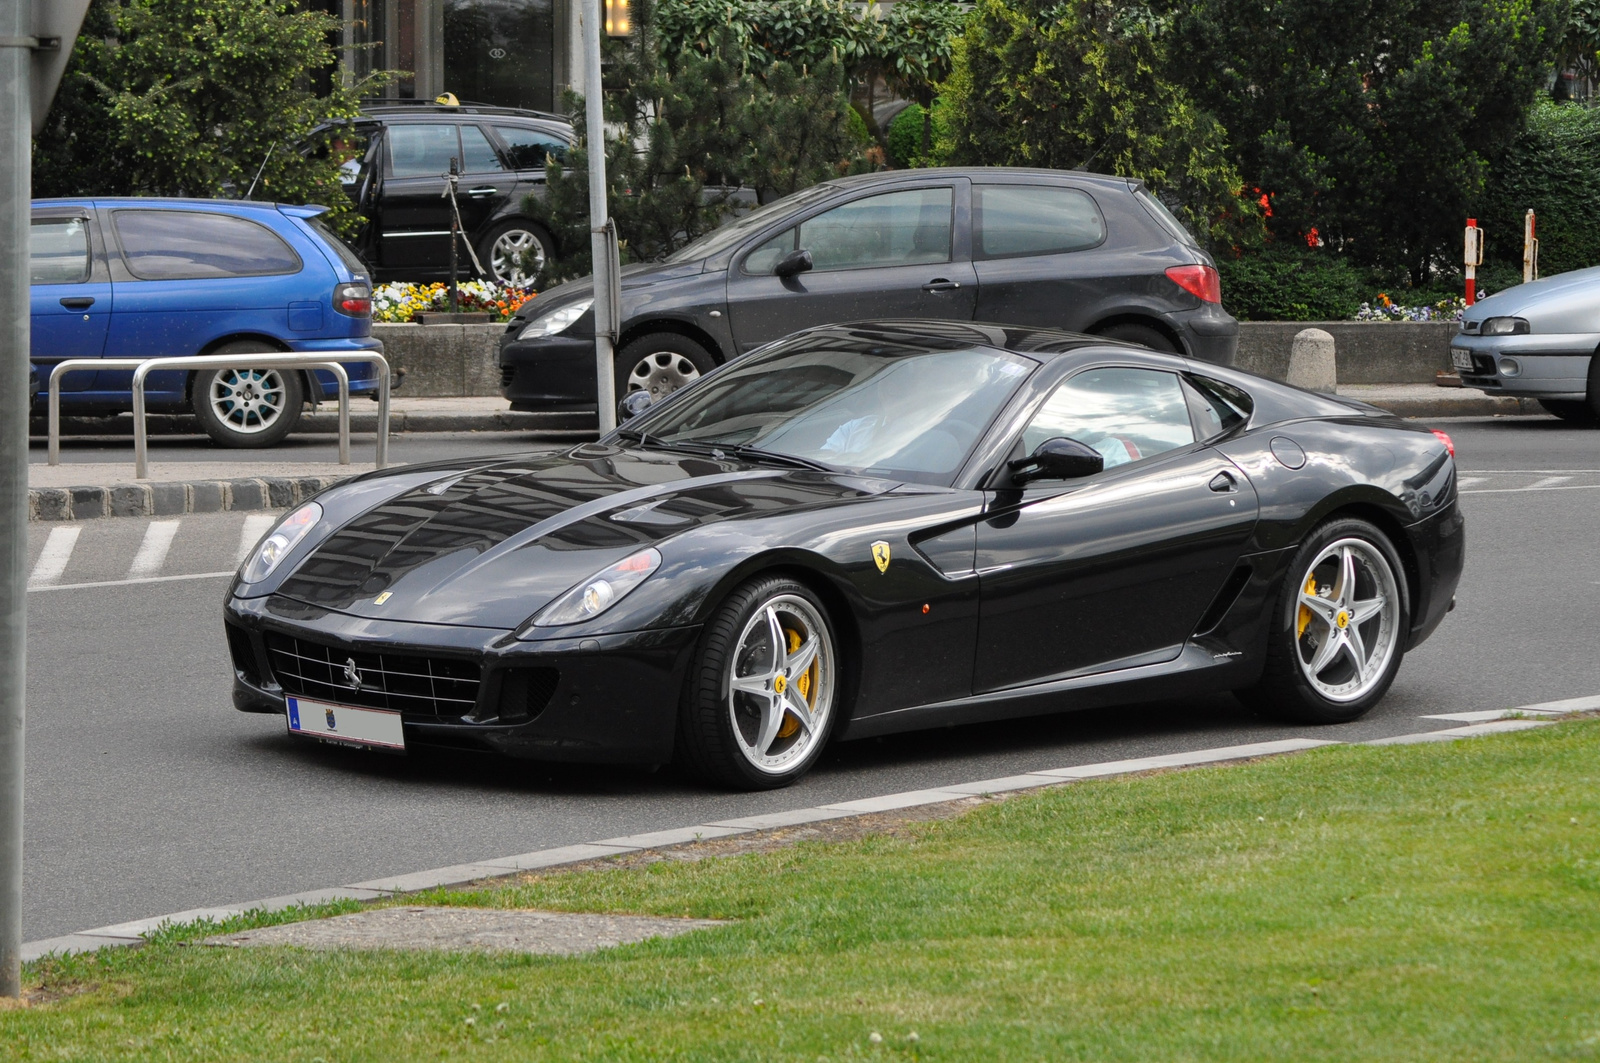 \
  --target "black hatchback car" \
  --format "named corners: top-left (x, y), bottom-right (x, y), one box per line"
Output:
top-left (333, 100), bottom-right (574, 287)
top-left (499, 168), bottom-right (1240, 410)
